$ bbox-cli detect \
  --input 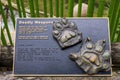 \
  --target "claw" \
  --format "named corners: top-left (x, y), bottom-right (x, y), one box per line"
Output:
top-left (69, 53), bottom-right (78, 61)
